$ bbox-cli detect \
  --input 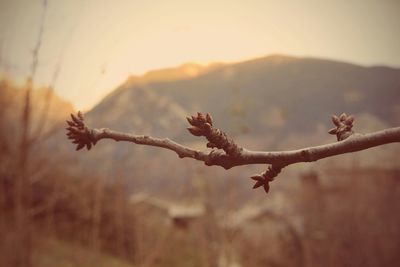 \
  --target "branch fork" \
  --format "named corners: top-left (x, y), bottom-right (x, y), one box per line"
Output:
top-left (186, 112), bottom-right (242, 157)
